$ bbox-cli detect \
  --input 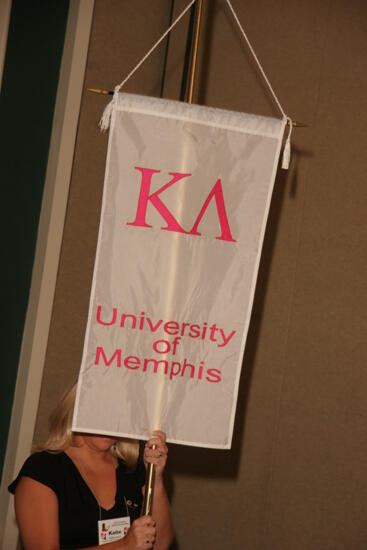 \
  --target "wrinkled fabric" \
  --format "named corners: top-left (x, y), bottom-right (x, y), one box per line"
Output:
top-left (72, 93), bottom-right (286, 449)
